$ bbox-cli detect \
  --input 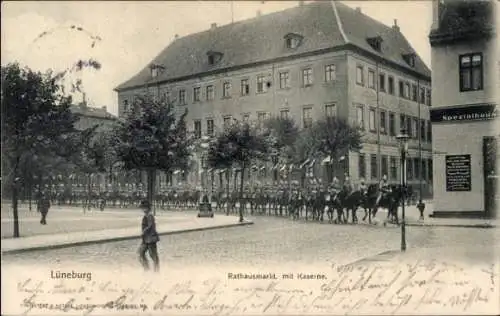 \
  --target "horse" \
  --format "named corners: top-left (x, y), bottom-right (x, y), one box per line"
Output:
top-left (340, 189), bottom-right (365, 224)
top-left (364, 184), bottom-right (402, 225)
